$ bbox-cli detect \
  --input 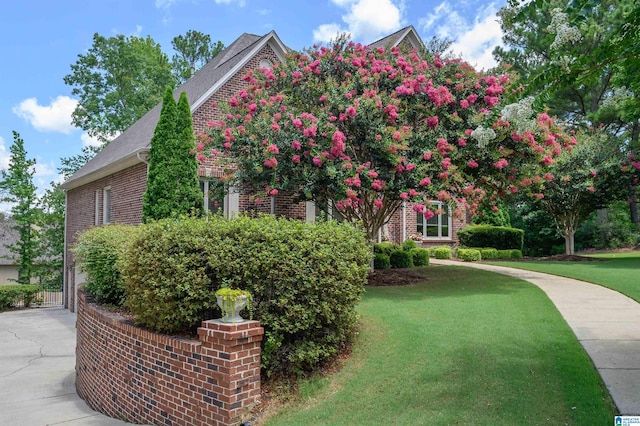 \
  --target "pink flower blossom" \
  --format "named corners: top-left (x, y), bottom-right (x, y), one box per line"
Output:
top-left (271, 121), bottom-right (280, 131)
top-left (264, 157), bottom-right (278, 168)
top-left (291, 155), bottom-right (301, 164)
top-left (405, 163), bottom-right (416, 172)
top-left (544, 172), bottom-right (554, 181)
top-left (458, 138), bottom-right (467, 147)
top-left (269, 189), bottom-right (279, 196)
top-left (426, 116), bottom-right (439, 128)
top-left (368, 170), bottom-right (378, 179)
top-left (413, 204), bottom-right (425, 213)
top-left (400, 192), bottom-right (409, 200)
top-left (590, 171), bottom-right (597, 176)
top-left (587, 186), bottom-right (595, 192)
top-left (423, 210), bottom-right (435, 220)
top-left (291, 140), bottom-right (301, 150)
top-left (312, 156), bottom-right (323, 167)
top-left (371, 179), bottom-right (384, 190)
top-left (319, 95), bottom-right (327, 103)
top-left (419, 177), bottom-right (431, 186)
top-left (543, 155), bottom-right (553, 166)
top-left (409, 189), bottom-right (418, 197)
top-left (423, 152), bottom-right (432, 161)
top-left (493, 158), bottom-right (509, 170)
top-left (267, 144), bottom-right (279, 154)
top-left (460, 99), bottom-right (469, 109)
top-left (374, 198), bottom-right (383, 208)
